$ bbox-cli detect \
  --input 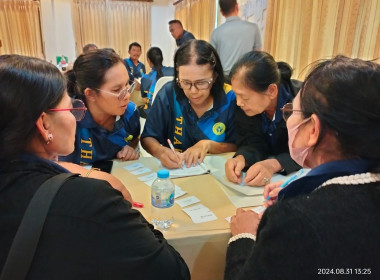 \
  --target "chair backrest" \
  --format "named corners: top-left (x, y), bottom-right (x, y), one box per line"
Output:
top-left (151, 76), bottom-right (174, 105)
